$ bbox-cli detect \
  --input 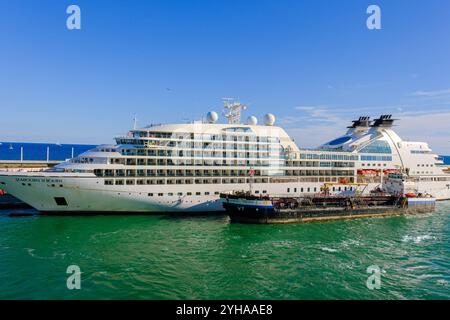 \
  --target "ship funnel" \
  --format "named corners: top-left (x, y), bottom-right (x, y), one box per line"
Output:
top-left (372, 114), bottom-right (396, 127)
top-left (347, 116), bottom-right (372, 129)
